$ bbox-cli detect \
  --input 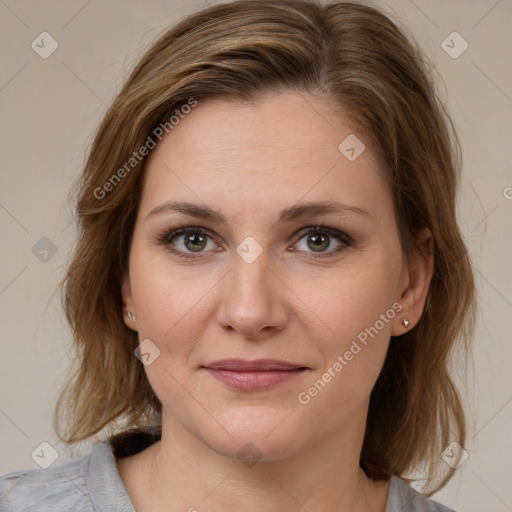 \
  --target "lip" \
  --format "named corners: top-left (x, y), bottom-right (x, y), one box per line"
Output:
top-left (204, 358), bottom-right (307, 371)
top-left (202, 359), bottom-right (309, 391)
